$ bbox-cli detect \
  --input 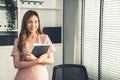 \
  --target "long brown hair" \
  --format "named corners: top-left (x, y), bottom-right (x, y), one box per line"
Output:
top-left (18, 10), bottom-right (43, 52)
